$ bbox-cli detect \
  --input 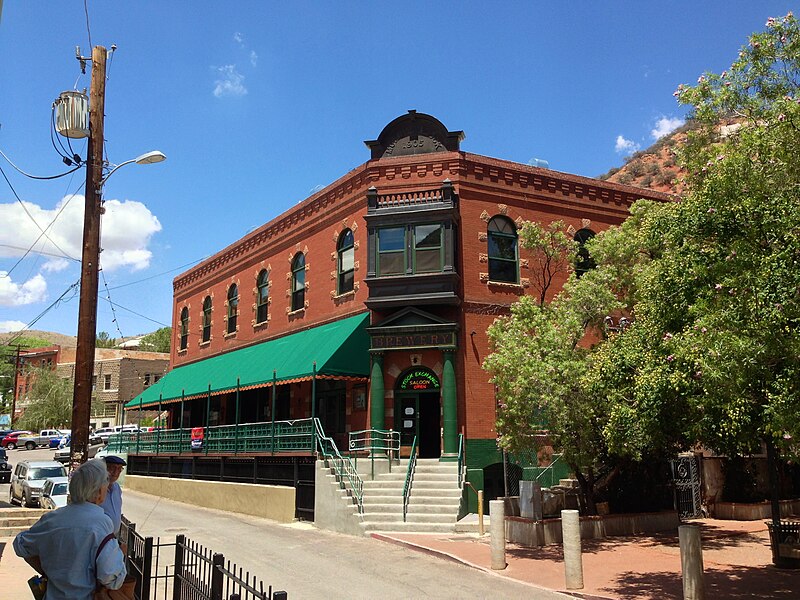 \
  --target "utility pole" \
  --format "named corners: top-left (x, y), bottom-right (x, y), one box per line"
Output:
top-left (11, 345), bottom-right (21, 428)
top-left (70, 46), bottom-right (106, 468)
